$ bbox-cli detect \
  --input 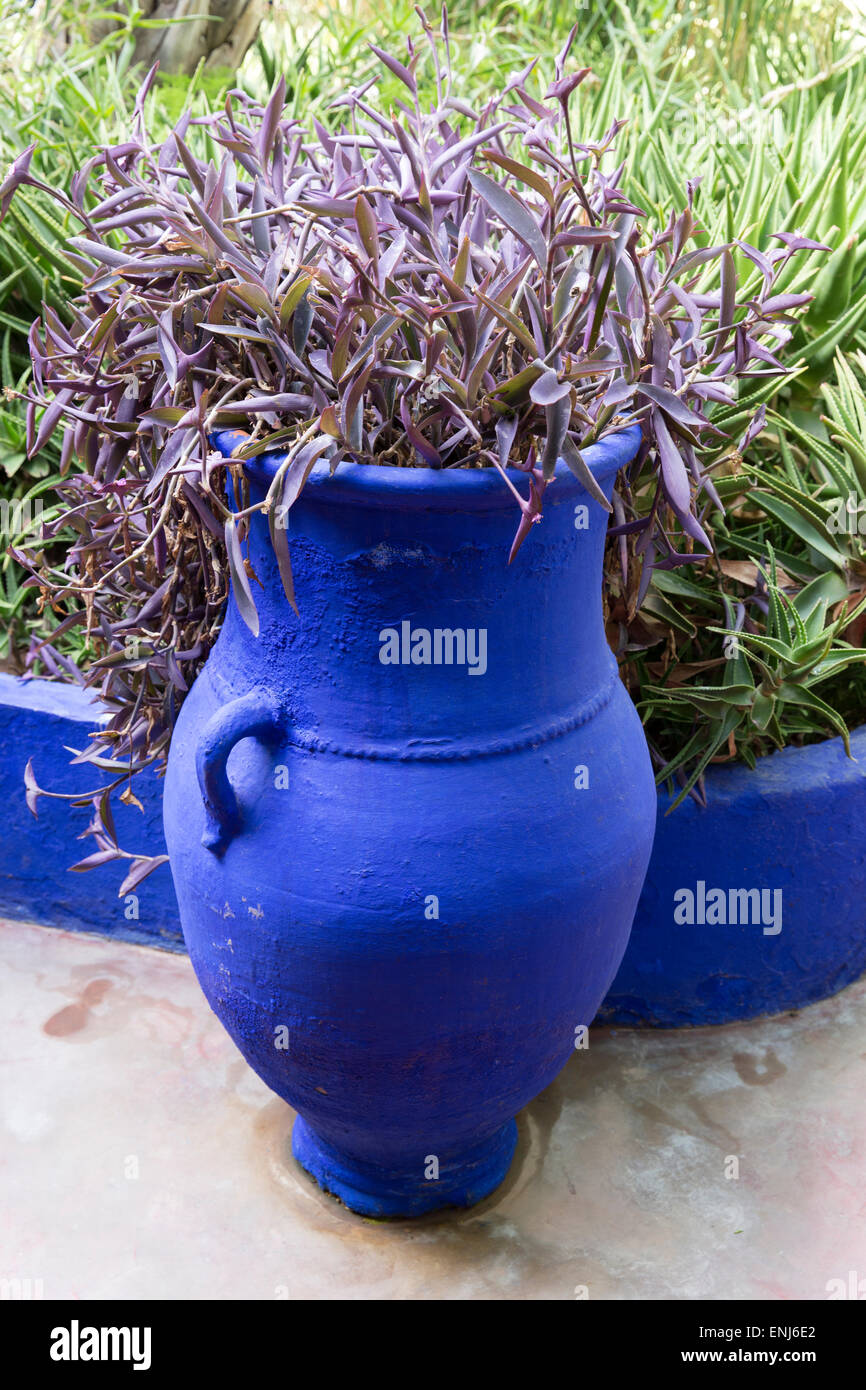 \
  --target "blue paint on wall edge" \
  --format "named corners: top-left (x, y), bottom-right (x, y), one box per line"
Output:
top-left (0, 673), bottom-right (181, 949)
top-left (599, 723), bottom-right (866, 1026)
